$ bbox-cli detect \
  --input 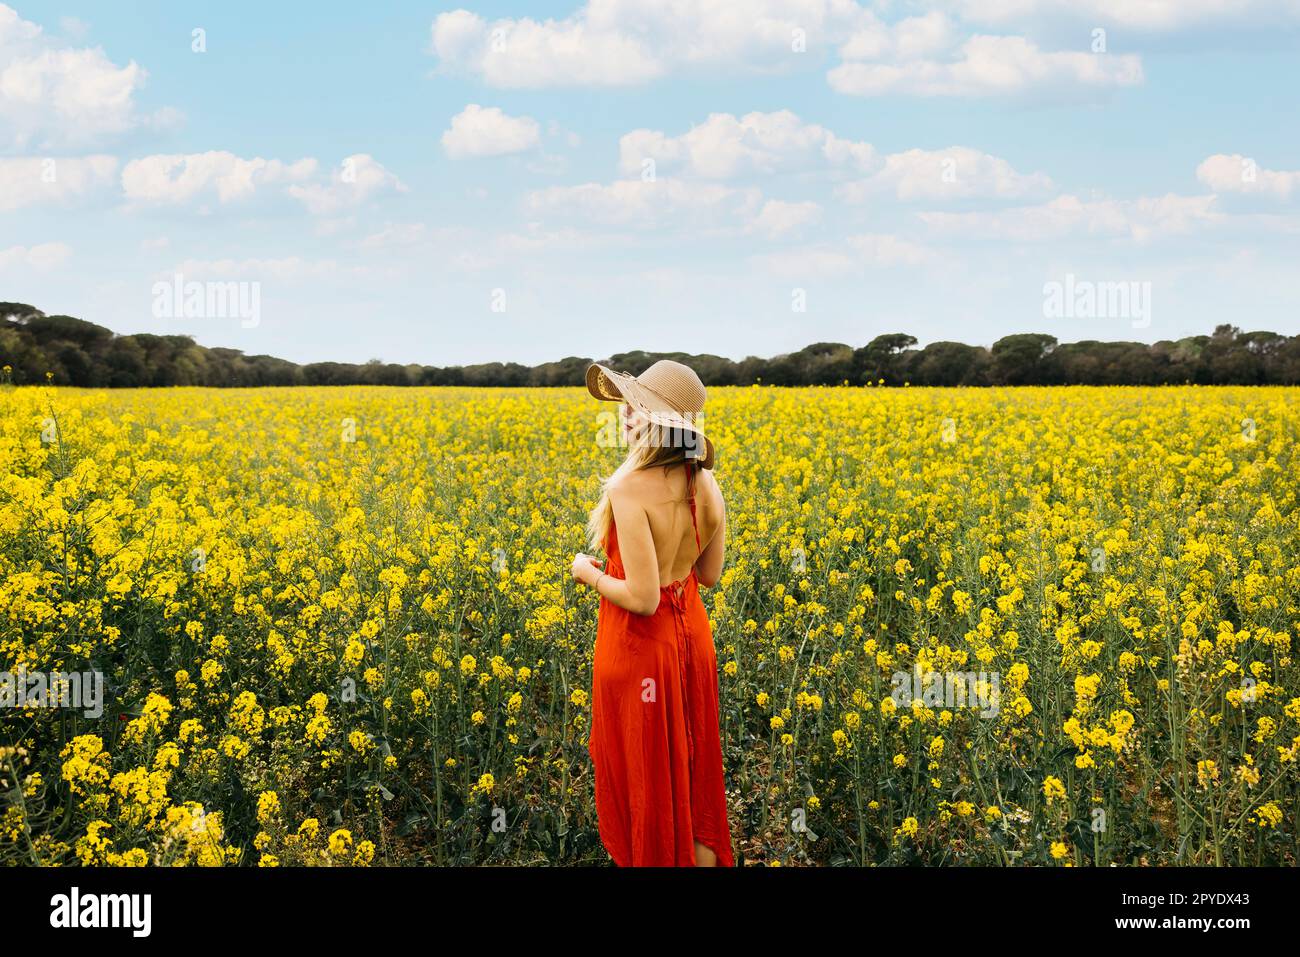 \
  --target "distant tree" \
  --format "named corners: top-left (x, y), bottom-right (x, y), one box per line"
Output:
top-left (735, 355), bottom-right (768, 384)
top-left (991, 333), bottom-right (1059, 385)
top-left (243, 354), bottom-right (303, 386)
top-left (1196, 325), bottom-right (1288, 385)
top-left (529, 356), bottom-right (591, 387)
top-left (906, 341), bottom-right (991, 385)
top-left (1, 298), bottom-right (1296, 388)
top-left (1265, 335), bottom-right (1300, 384)
top-left (1161, 335), bottom-right (1210, 384)
top-left (603, 351), bottom-right (662, 376)
top-left (0, 302), bottom-right (43, 322)
top-left (303, 362), bottom-right (358, 385)
top-left (762, 343), bottom-right (852, 386)
top-left (21, 314), bottom-right (113, 349)
top-left (357, 359), bottom-right (413, 386)
top-left (1054, 340), bottom-right (1163, 385)
top-left (853, 333), bottom-right (918, 385)
top-left (798, 342), bottom-right (855, 384)
top-left (104, 337), bottom-right (149, 387)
